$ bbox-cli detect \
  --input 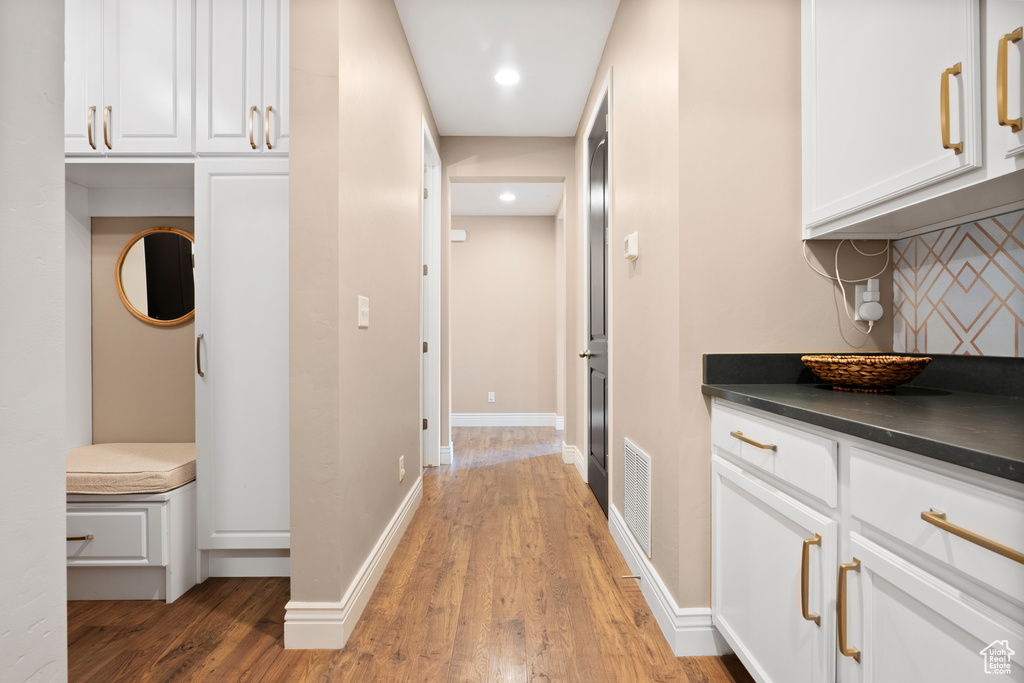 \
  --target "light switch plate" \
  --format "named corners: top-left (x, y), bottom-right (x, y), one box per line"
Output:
top-left (488, 391), bottom-right (495, 403)
top-left (358, 296), bottom-right (370, 328)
